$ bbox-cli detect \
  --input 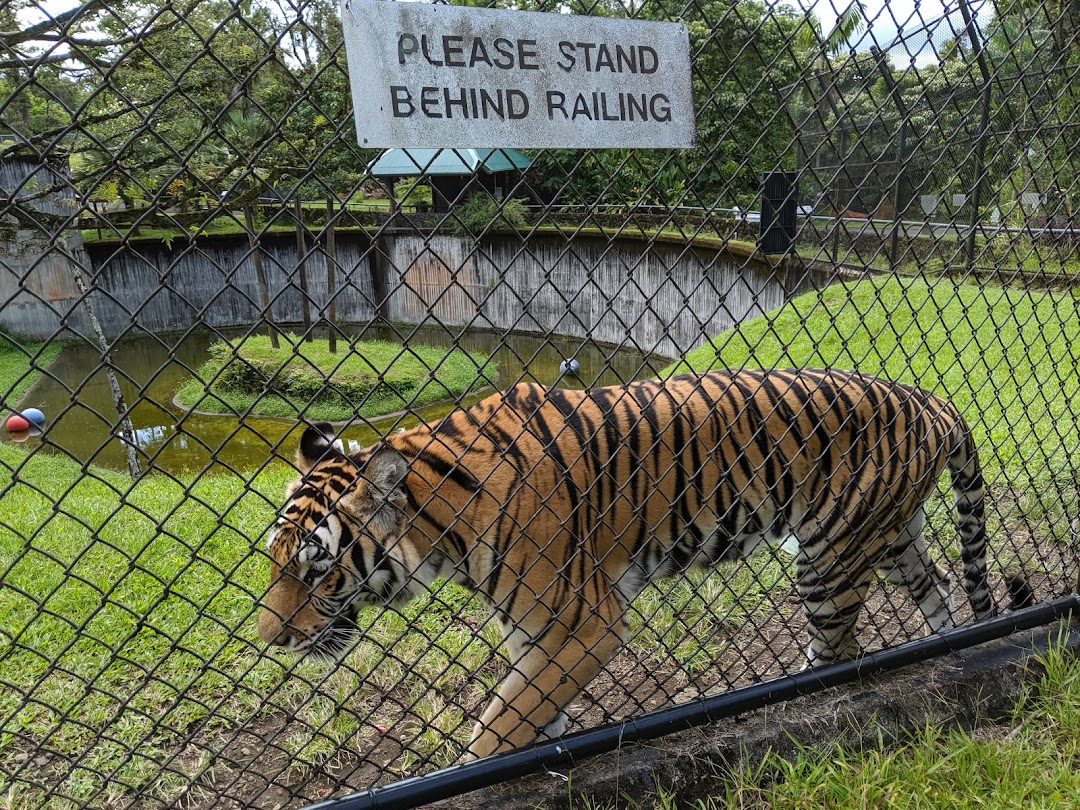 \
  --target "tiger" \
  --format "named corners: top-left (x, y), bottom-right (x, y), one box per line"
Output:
top-left (257, 369), bottom-right (1030, 759)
